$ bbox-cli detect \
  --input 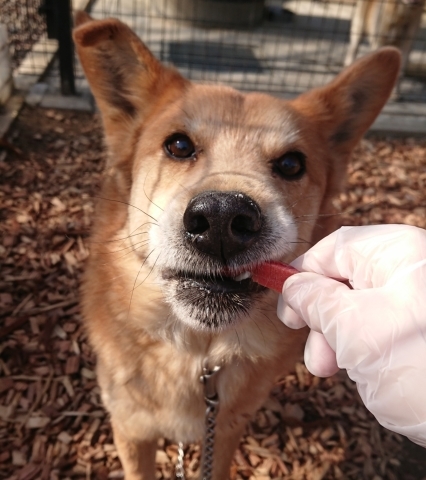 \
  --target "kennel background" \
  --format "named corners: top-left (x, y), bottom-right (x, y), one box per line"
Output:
top-left (0, 0), bottom-right (46, 70)
top-left (4, 0), bottom-right (426, 102)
